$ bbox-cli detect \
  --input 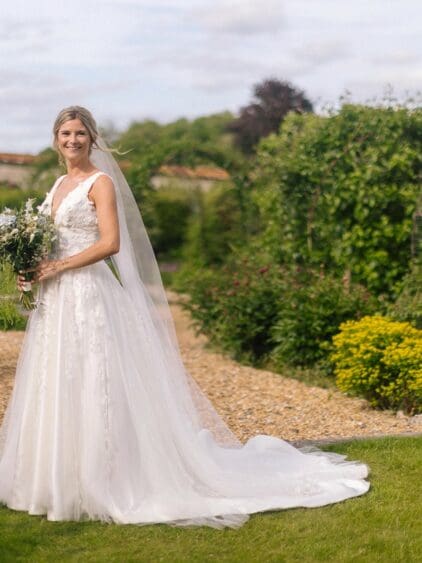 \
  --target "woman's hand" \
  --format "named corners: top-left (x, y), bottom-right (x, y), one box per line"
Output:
top-left (16, 273), bottom-right (28, 292)
top-left (17, 260), bottom-right (63, 289)
top-left (34, 259), bottom-right (63, 282)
